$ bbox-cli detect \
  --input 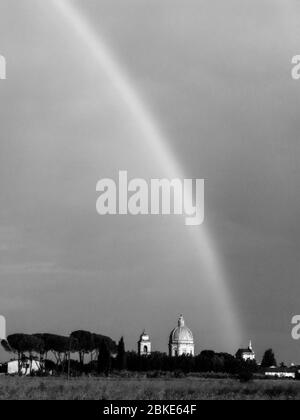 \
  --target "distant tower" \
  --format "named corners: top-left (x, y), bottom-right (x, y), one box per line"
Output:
top-left (236, 340), bottom-right (256, 362)
top-left (138, 331), bottom-right (151, 356)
